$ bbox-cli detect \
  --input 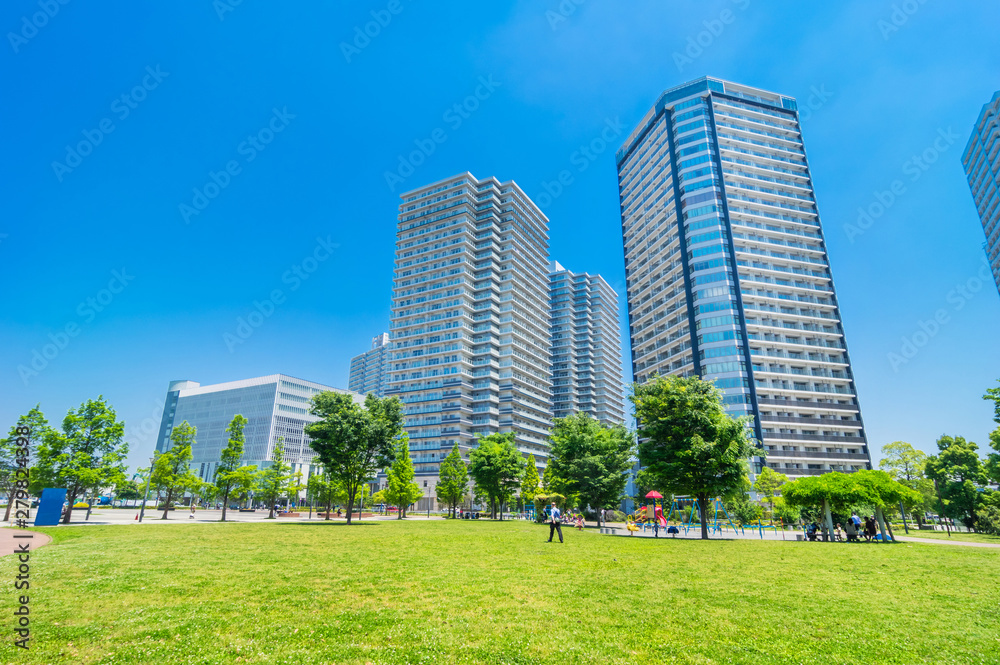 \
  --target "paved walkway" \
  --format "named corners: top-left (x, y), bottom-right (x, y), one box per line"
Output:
top-left (0, 528), bottom-right (52, 556)
top-left (892, 535), bottom-right (1000, 549)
